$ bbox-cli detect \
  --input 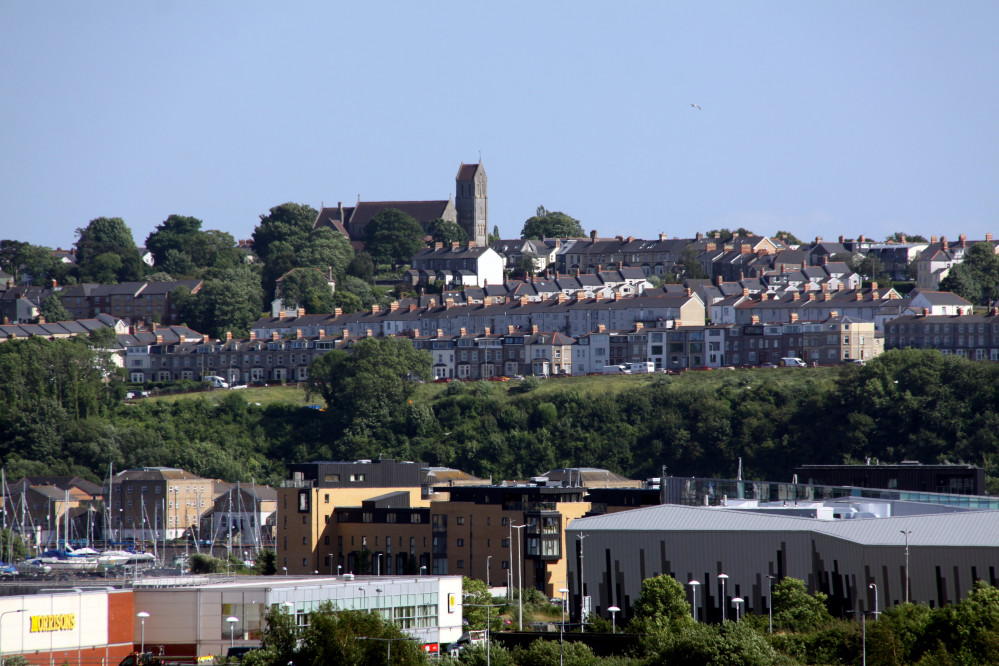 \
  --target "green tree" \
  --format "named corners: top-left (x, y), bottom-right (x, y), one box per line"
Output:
top-left (253, 548), bottom-right (276, 575)
top-left (364, 209), bottom-right (426, 268)
top-left (939, 263), bottom-right (981, 304)
top-left (293, 604), bottom-right (426, 666)
top-left (488, 225), bottom-right (501, 245)
top-left (886, 231), bottom-right (928, 243)
top-left (181, 266), bottom-right (263, 338)
top-left (145, 215), bottom-right (203, 267)
top-left (942, 242), bottom-right (999, 305)
top-left (705, 227), bottom-right (756, 239)
top-left (40, 294), bottom-right (72, 322)
top-left (462, 577), bottom-right (500, 632)
top-left (251, 203), bottom-right (318, 263)
top-left (0, 528), bottom-right (28, 562)
top-left (347, 251), bottom-right (376, 283)
top-left (297, 227), bottom-right (355, 282)
top-left (771, 577), bottom-right (832, 632)
top-left (629, 574), bottom-right (693, 634)
top-left (75, 217), bottom-right (144, 282)
top-left (428, 218), bottom-right (467, 246)
top-left (305, 337), bottom-right (431, 430)
top-left (276, 268), bottom-right (333, 311)
top-left (332, 289), bottom-right (364, 314)
top-left (520, 206), bottom-right (584, 240)
top-left (773, 230), bottom-right (802, 245)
